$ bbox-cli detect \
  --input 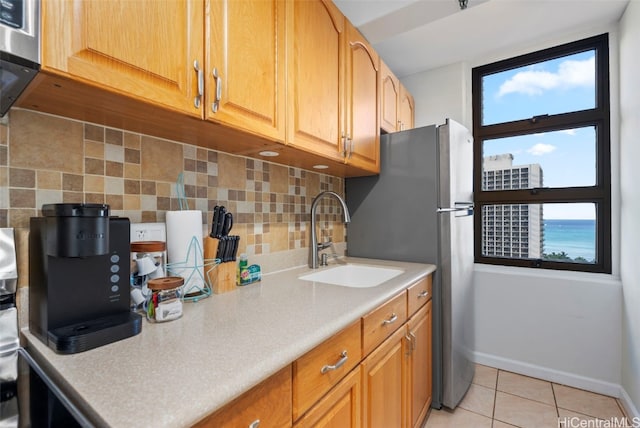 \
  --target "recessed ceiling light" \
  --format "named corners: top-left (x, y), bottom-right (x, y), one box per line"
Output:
top-left (313, 164), bottom-right (329, 170)
top-left (258, 150), bottom-right (279, 157)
